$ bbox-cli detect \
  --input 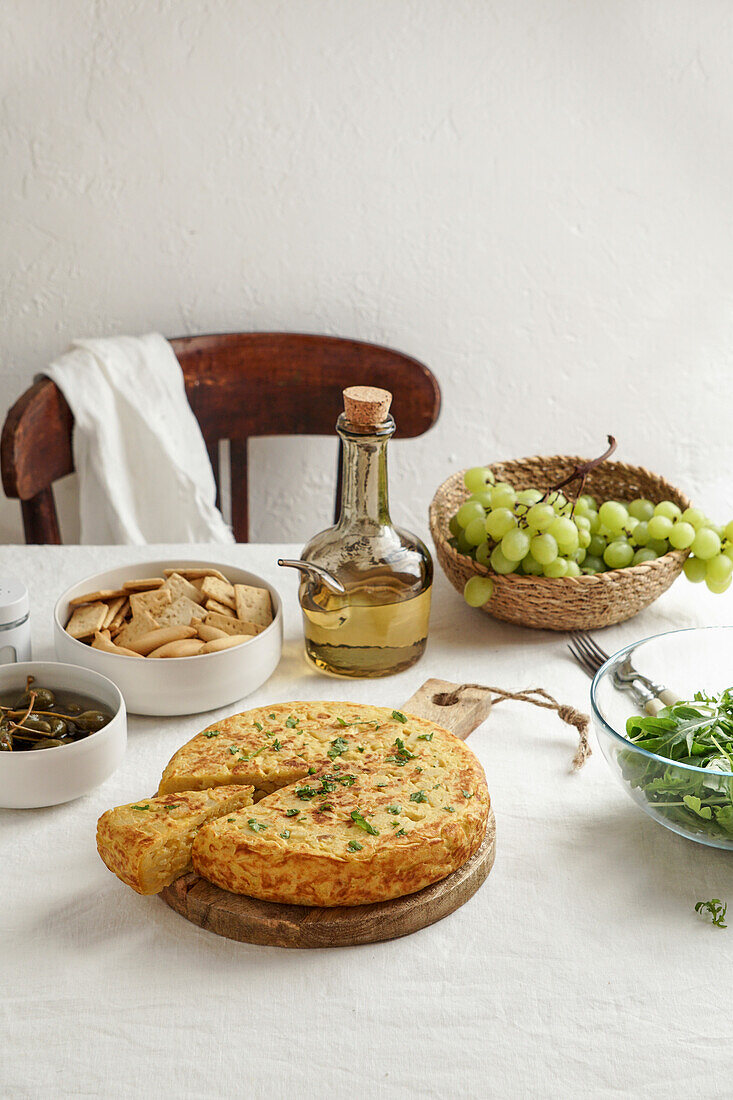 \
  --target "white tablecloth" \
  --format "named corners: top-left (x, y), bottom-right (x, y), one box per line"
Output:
top-left (2, 545), bottom-right (732, 1099)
